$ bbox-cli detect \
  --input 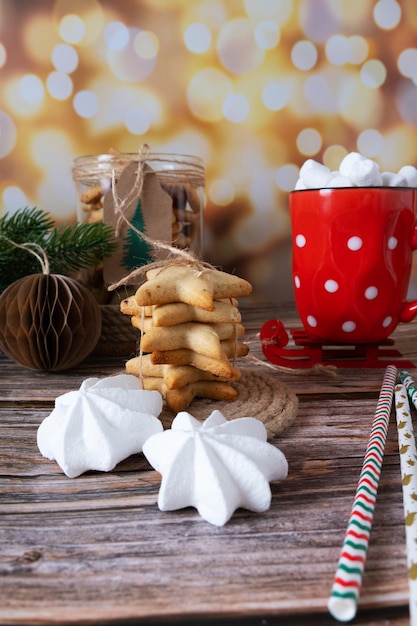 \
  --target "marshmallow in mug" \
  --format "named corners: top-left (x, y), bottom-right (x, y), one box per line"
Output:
top-left (295, 152), bottom-right (417, 190)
